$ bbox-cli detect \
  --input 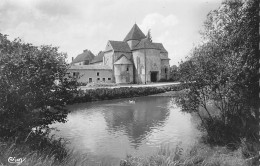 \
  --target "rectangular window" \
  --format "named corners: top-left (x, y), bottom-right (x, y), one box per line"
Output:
top-left (97, 78), bottom-right (100, 81)
top-left (126, 67), bottom-right (129, 71)
top-left (108, 78), bottom-right (111, 80)
top-left (73, 72), bottom-right (79, 78)
top-left (103, 78), bottom-right (105, 81)
top-left (97, 72), bottom-right (99, 76)
top-left (89, 78), bottom-right (92, 82)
